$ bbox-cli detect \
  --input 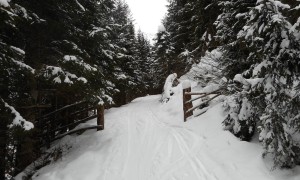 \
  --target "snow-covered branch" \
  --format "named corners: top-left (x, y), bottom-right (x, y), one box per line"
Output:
top-left (2, 99), bottom-right (34, 130)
